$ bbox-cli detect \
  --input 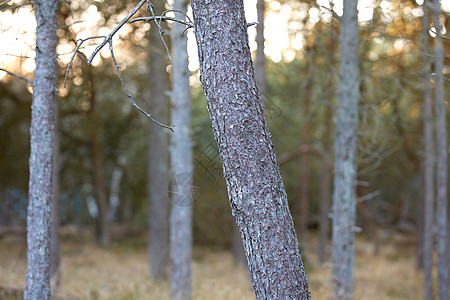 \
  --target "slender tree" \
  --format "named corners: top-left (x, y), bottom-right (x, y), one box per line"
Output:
top-left (191, 1), bottom-right (310, 299)
top-left (24, 0), bottom-right (58, 299)
top-left (331, 0), bottom-right (360, 298)
top-left (169, 0), bottom-right (193, 299)
top-left (147, 0), bottom-right (170, 280)
top-left (421, 2), bottom-right (434, 299)
top-left (432, 1), bottom-right (448, 299)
